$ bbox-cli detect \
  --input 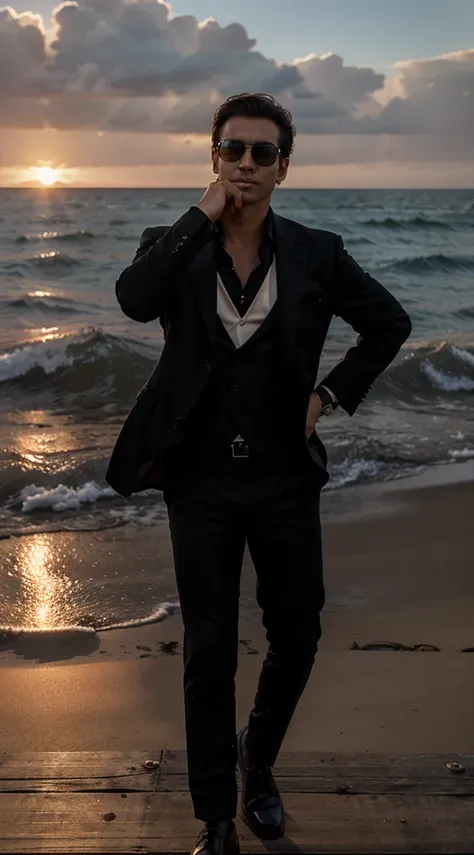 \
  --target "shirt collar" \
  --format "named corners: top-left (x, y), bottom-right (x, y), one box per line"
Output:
top-left (214, 207), bottom-right (274, 245)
